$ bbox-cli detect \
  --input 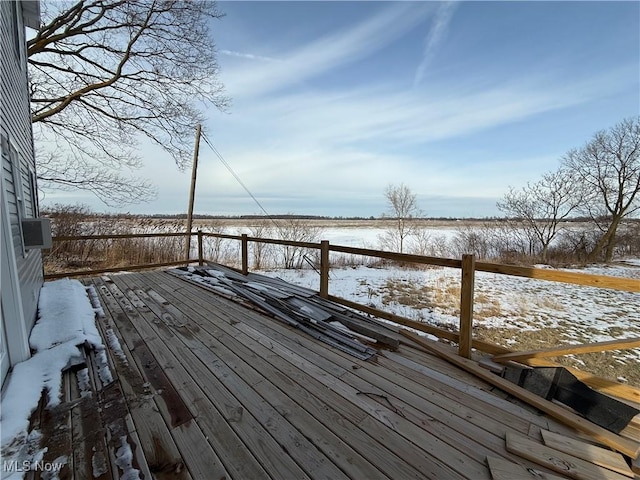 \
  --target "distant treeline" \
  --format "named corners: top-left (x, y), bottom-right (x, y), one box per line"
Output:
top-left (72, 212), bottom-right (634, 223)
top-left (41, 207), bottom-right (640, 224)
